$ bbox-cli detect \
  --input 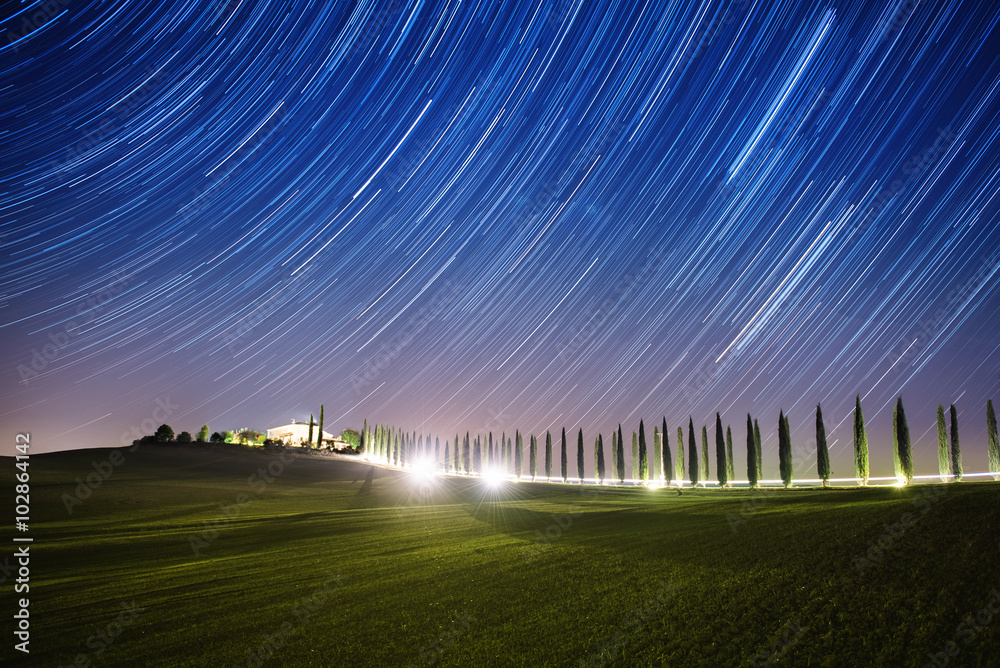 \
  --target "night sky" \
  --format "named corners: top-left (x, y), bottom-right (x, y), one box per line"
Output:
top-left (2, 0), bottom-right (999, 477)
